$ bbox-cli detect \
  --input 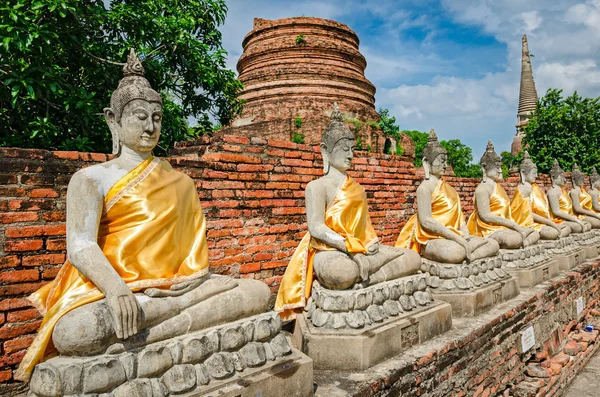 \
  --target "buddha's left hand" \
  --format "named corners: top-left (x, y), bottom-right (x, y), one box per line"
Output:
top-left (367, 242), bottom-right (380, 255)
top-left (144, 275), bottom-right (209, 297)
